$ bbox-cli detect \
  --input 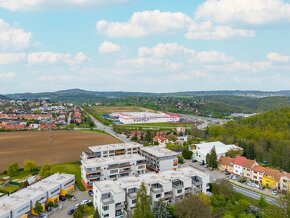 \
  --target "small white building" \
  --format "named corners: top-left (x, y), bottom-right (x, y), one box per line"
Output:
top-left (93, 167), bottom-right (210, 218)
top-left (28, 180), bottom-right (61, 203)
top-left (0, 195), bottom-right (30, 218)
top-left (190, 141), bottom-right (241, 164)
top-left (42, 173), bottom-right (75, 196)
top-left (81, 154), bottom-right (146, 189)
top-left (139, 146), bottom-right (178, 172)
top-left (0, 208), bottom-right (11, 218)
top-left (10, 188), bottom-right (47, 216)
top-left (81, 143), bottom-right (142, 161)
